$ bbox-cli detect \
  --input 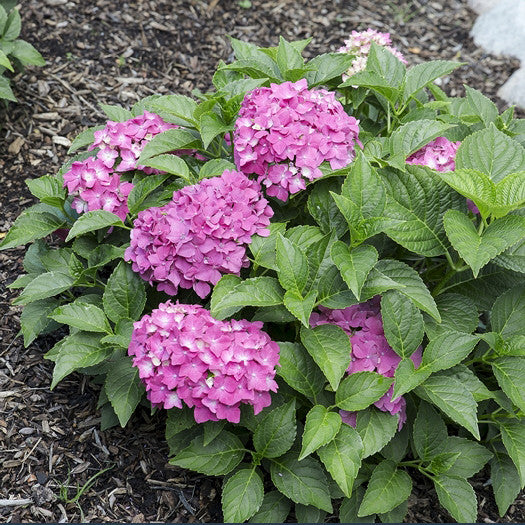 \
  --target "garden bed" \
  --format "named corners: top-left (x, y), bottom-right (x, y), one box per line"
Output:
top-left (1, 0), bottom-right (524, 522)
